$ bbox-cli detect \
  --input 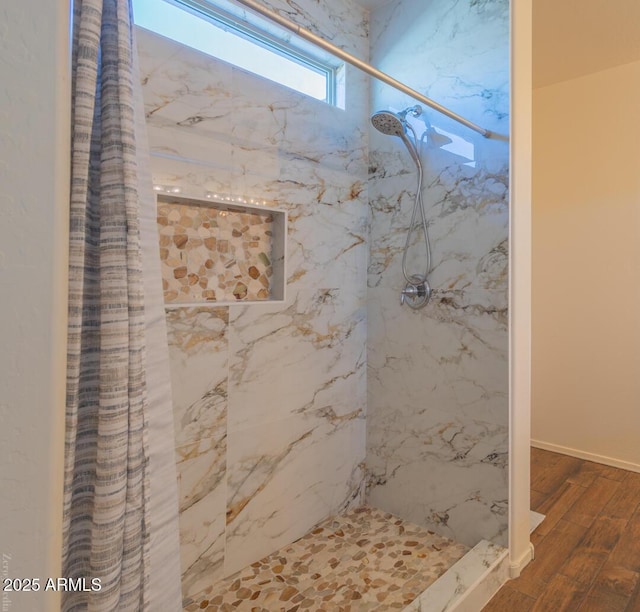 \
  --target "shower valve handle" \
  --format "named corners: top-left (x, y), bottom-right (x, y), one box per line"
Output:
top-left (400, 284), bottom-right (421, 304)
top-left (400, 279), bottom-right (431, 309)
